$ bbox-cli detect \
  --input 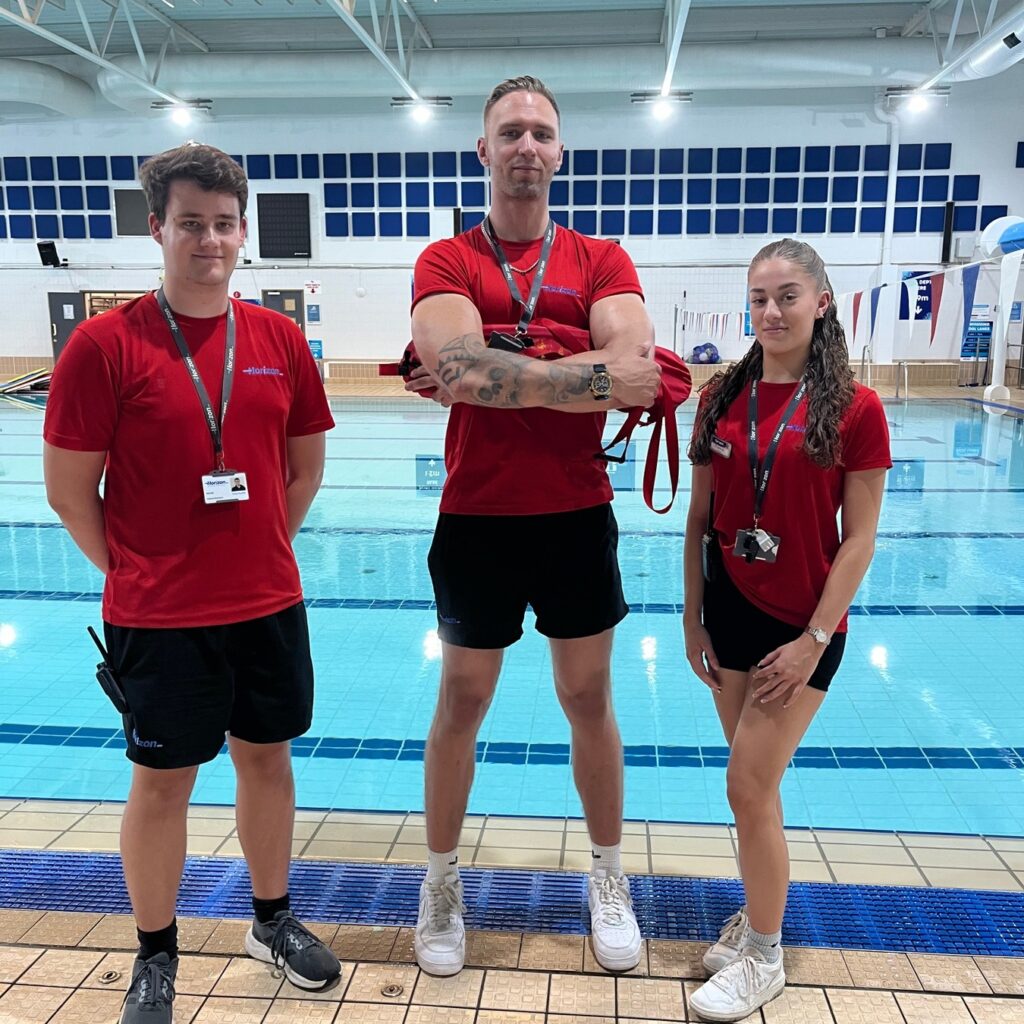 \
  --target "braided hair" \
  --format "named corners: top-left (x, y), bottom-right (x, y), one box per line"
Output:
top-left (688, 238), bottom-right (855, 470)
